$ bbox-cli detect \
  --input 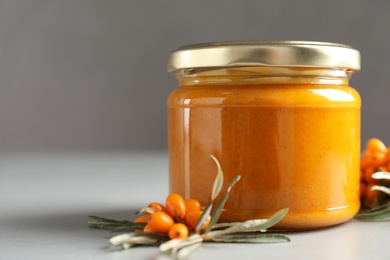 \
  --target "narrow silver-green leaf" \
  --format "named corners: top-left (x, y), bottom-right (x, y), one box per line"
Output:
top-left (206, 208), bottom-right (288, 238)
top-left (205, 175), bottom-right (241, 233)
top-left (355, 204), bottom-right (390, 221)
top-left (135, 207), bottom-right (159, 215)
top-left (174, 242), bottom-right (202, 260)
top-left (206, 219), bottom-right (267, 238)
top-left (207, 233), bottom-right (290, 243)
top-left (361, 203), bottom-right (390, 213)
top-left (355, 211), bottom-right (390, 221)
top-left (210, 154), bottom-right (224, 201)
top-left (256, 208), bottom-right (289, 230)
top-left (110, 223), bottom-right (146, 233)
top-left (159, 234), bottom-right (202, 253)
top-left (231, 208), bottom-right (288, 233)
top-left (211, 222), bottom-right (238, 229)
top-left (88, 216), bottom-right (133, 230)
top-left (195, 155), bottom-right (224, 232)
top-left (122, 243), bottom-right (134, 249)
top-left (379, 178), bottom-right (390, 188)
top-left (109, 233), bottom-right (161, 247)
top-left (372, 185), bottom-right (390, 195)
top-left (372, 171), bottom-right (390, 180)
top-left (195, 202), bottom-right (213, 232)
